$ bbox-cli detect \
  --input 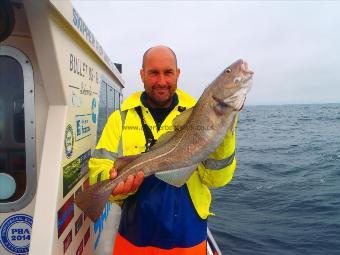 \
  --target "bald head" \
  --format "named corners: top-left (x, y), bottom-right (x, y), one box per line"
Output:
top-left (142, 45), bottom-right (177, 68)
top-left (140, 45), bottom-right (180, 108)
